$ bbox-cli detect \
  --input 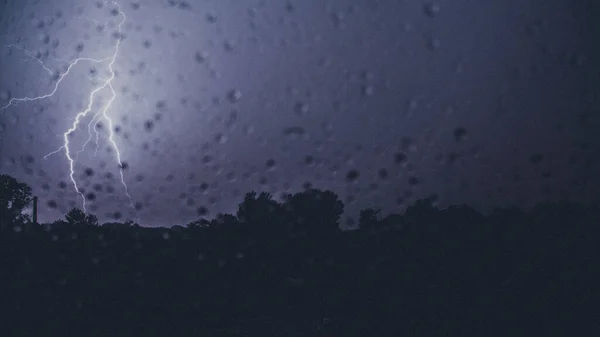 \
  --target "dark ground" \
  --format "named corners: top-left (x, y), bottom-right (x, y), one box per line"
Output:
top-left (1, 174), bottom-right (600, 337)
